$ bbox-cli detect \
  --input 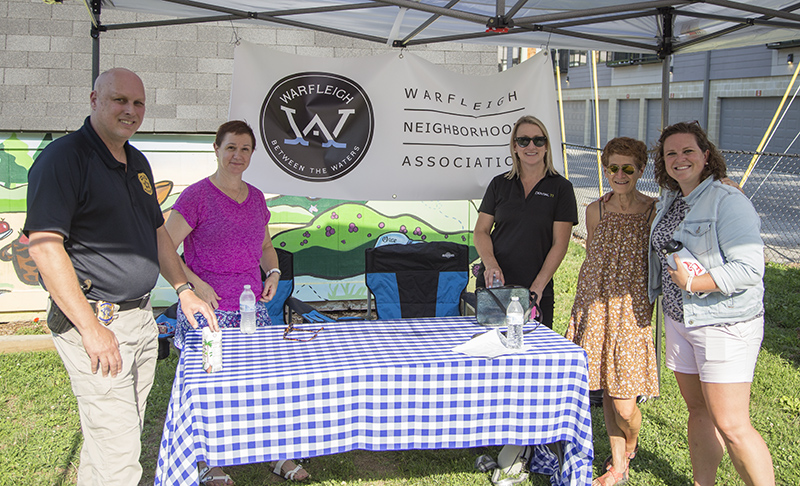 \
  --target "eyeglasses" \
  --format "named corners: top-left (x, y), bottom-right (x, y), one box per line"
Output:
top-left (514, 136), bottom-right (547, 148)
top-left (283, 323), bottom-right (323, 342)
top-left (606, 164), bottom-right (637, 175)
